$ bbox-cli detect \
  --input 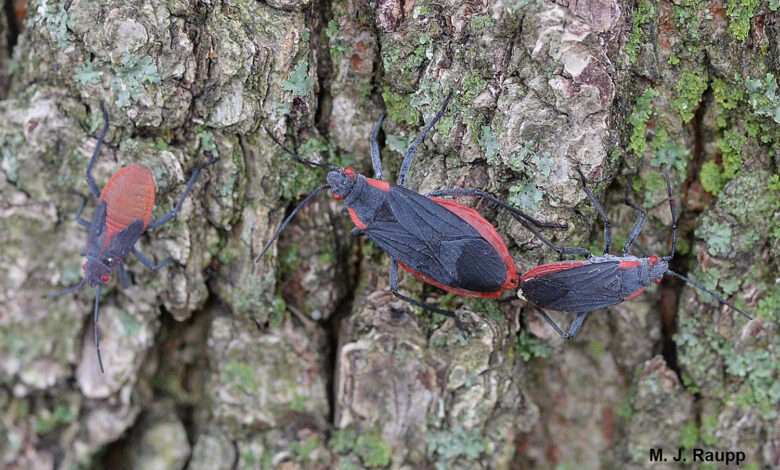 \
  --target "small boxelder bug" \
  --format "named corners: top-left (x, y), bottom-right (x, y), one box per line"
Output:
top-left (257, 92), bottom-right (565, 326)
top-left (47, 102), bottom-right (217, 372)
top-left (516, 168), bottom-right (752, 339)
